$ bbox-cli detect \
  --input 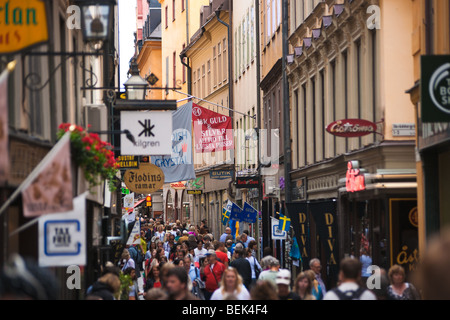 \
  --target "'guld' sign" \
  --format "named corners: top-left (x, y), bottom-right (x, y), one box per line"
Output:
top-left (0, 0), bottom-right (49, 54)
top-left (123, 163), bottom-right (165, 194)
